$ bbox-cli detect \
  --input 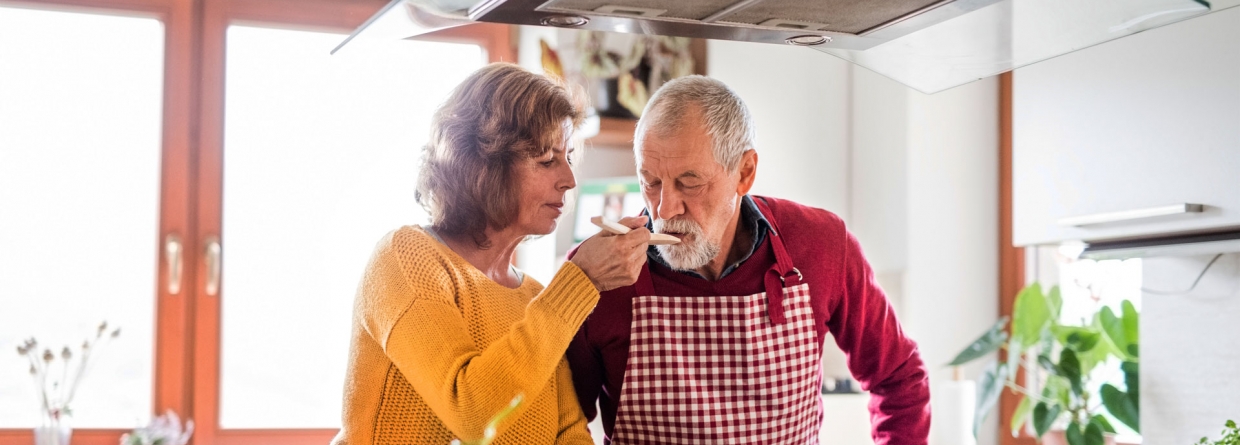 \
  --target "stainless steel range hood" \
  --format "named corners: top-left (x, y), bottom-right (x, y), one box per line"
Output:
top-left (334, 0), bottom-right (1237, 93)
